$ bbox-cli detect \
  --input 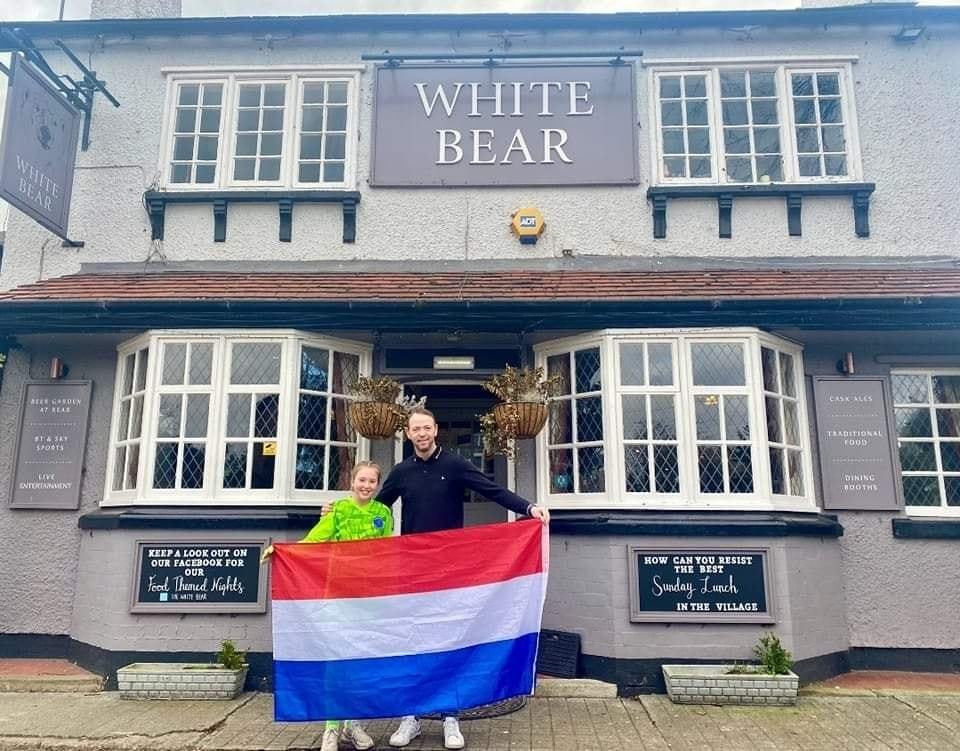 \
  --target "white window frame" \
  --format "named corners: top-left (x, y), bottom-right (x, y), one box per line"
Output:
top-left (646, 57), bottom-right (862, 186)
top-left (103, 329), bottom-right (371, 507)
top-left (891, 368), bottom-right (960, 517)
top-left (159, 65), bottom-right (364, 192)
top-left (534, 328), bottom-right (816, 512)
